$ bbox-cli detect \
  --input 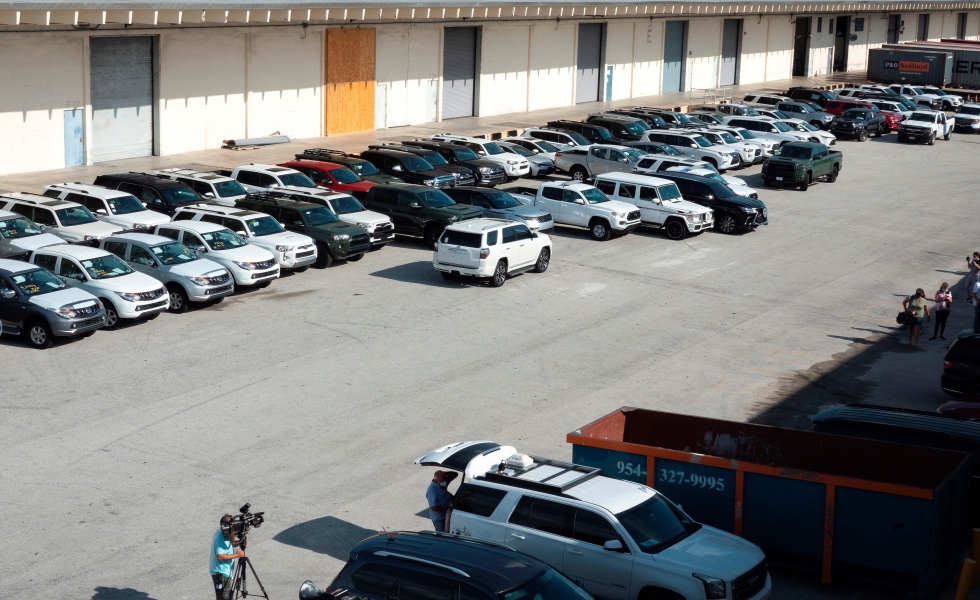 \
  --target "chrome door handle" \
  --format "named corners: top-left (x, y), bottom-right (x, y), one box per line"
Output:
top-left (567, 549), bottom-right (583, 555)
top-left (510, 534), bottom-right (525, 540)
